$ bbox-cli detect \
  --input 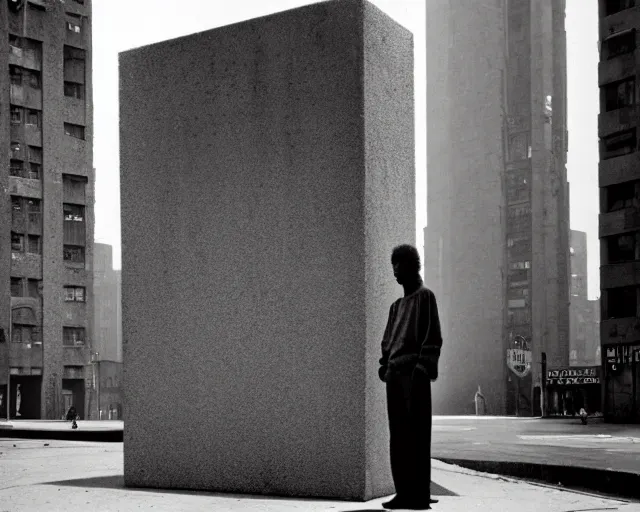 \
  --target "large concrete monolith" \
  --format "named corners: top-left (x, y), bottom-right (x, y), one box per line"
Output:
top-left (120, 0), bottom-right (414, 500)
